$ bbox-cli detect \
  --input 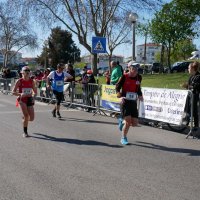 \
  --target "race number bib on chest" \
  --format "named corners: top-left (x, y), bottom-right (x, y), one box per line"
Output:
top-left (22, 88), bottom-right (32, 95)
top-left (56, 80), bottom-right (64, 86)
top-left (126, 92), bottom-right (137, 100)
